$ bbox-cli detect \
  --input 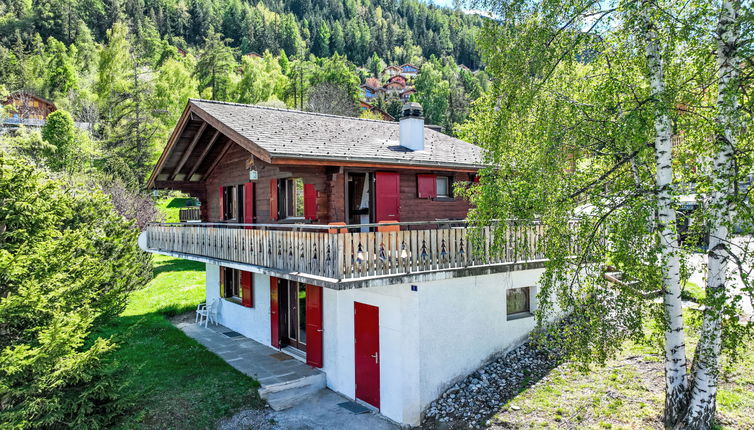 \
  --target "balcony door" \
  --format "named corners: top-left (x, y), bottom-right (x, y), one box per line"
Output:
top-left (279, 280), bottom-right (307, 352)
